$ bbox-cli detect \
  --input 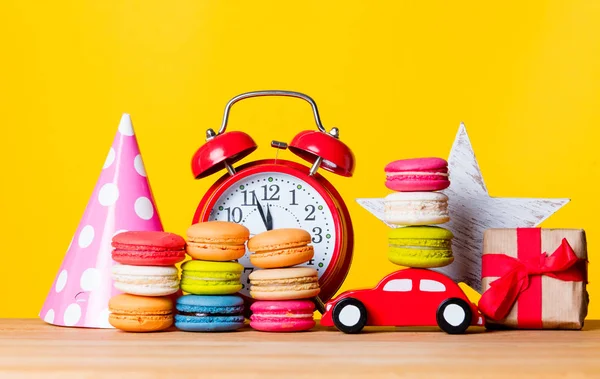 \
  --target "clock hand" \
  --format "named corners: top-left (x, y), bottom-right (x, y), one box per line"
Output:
top-left (266, 203), bottom-right (273, 230)
top-left (253, 192), bottom-right (269, 230)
